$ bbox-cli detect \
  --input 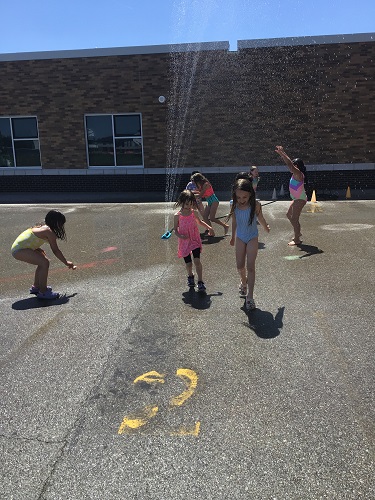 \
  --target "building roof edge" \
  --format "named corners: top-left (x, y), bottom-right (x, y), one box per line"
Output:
top-left (0, 41), bottom-right (230, 62)
top-left (238, 32), bottom-right (375, 49)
